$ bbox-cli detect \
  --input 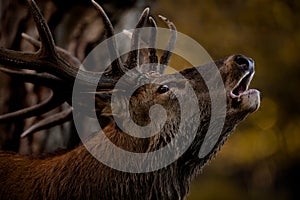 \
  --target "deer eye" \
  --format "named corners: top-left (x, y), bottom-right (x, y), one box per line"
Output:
top-left (157, 85), bottom-right (170, 94)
